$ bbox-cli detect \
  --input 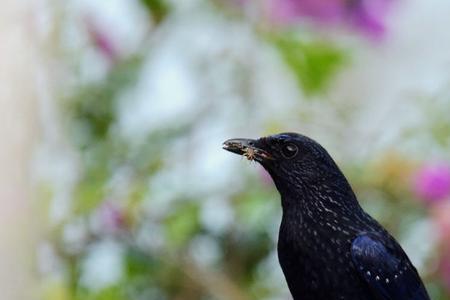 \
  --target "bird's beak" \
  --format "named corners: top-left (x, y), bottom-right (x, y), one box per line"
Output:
top-left (222, 138), bottom-right (273, 161)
